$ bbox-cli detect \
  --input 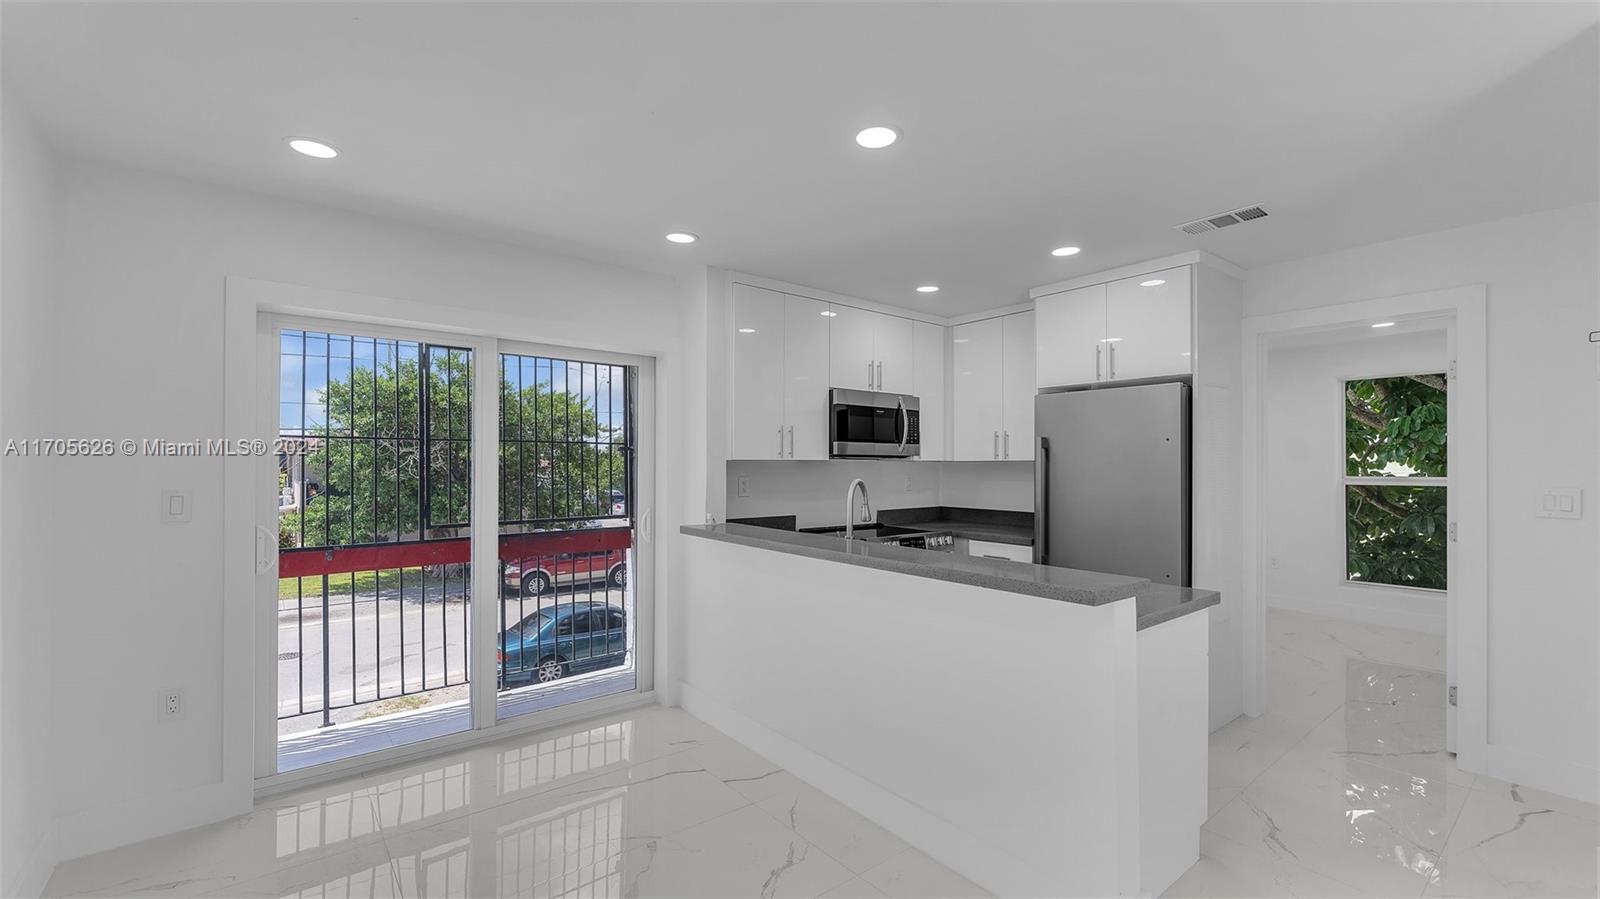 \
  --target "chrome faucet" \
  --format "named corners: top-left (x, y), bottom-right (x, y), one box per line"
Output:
top-left (844, 478), bottom-right (873, 539)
